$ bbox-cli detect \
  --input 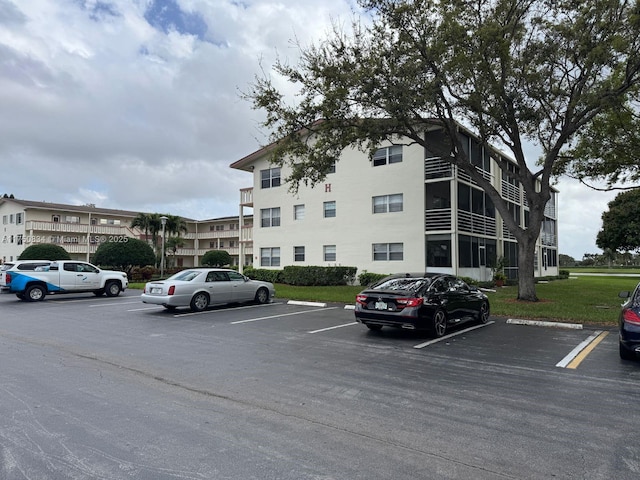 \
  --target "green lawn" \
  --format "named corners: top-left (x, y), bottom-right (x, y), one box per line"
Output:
top-left (130, 274), bottom-right (639, 326)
